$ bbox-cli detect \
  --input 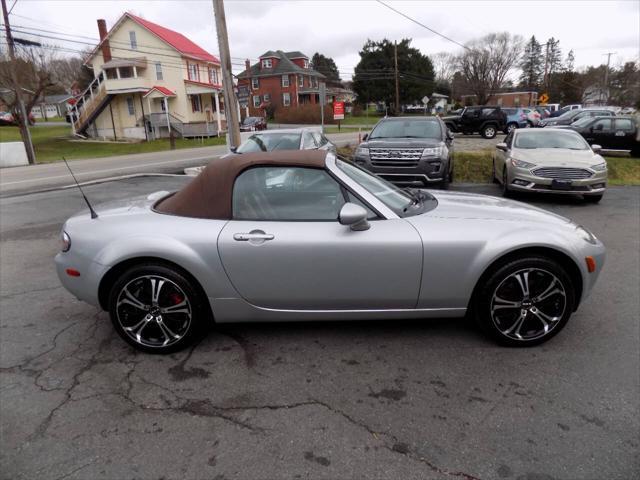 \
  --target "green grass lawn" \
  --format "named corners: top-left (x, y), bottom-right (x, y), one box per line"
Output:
top-left (338, 115), bottom-right (382, 126)
top-left (0, 125), bottom-right (226, 163)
